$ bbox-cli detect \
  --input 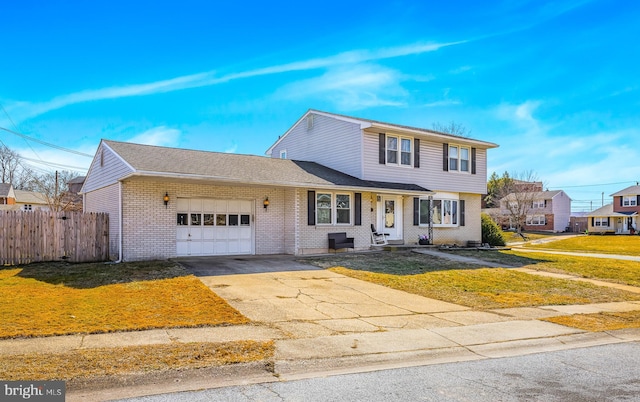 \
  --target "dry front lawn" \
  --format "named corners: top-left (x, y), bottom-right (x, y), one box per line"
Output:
top-left (0, 261), bottom-right (248, 339)
top-left (523, 235), bottom-right (640, 255)
top-left (0, 340), bottom-right (274, 381)
top-left (329, 266), bottom-right (639, 309)
top-left (506, 250), bottom-right (640, 287)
